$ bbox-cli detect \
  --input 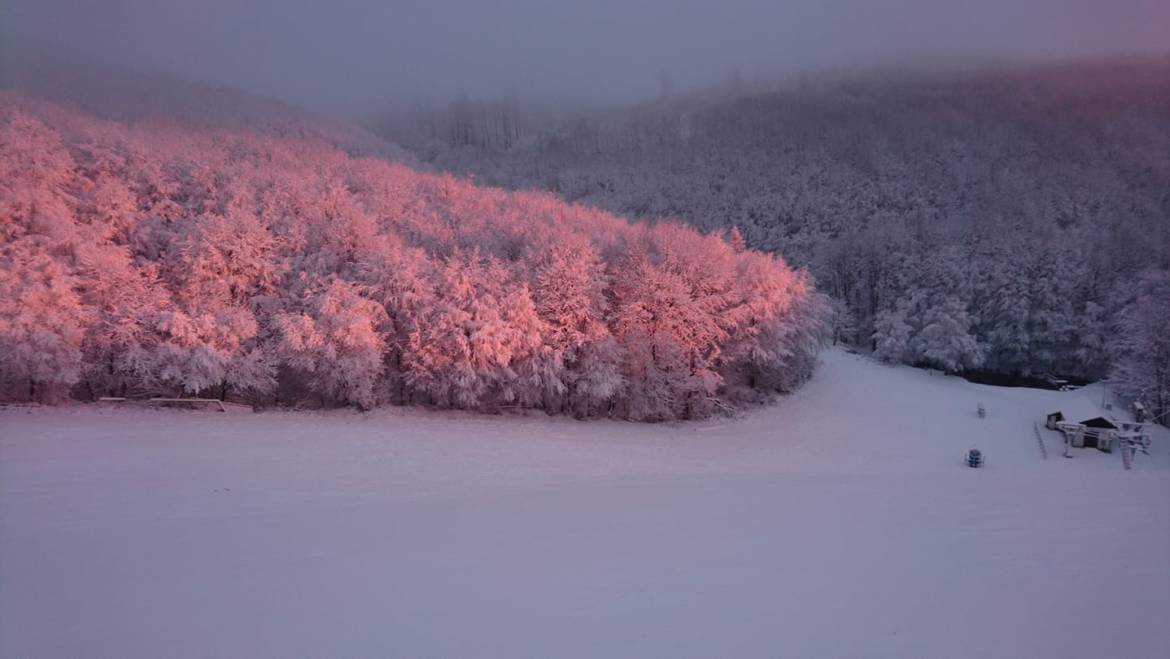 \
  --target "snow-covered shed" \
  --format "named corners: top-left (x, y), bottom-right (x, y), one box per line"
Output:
top-left (1046, 399), bottom-right (1119, 450)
